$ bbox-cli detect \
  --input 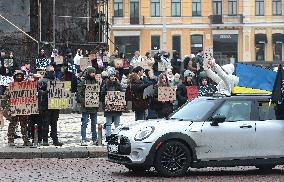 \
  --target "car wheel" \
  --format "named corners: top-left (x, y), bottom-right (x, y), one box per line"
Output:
top-left (125, 165), bottom-right (149, 173)
top-left (256, 165), bottom-right (275, 171)
top-left (154, 140), bottom-right (191, 177)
